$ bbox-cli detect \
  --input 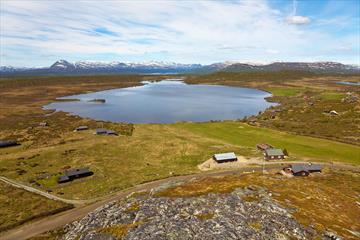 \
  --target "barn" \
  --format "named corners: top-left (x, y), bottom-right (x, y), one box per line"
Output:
top-left (213, 152), bottom-right (237, 163)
